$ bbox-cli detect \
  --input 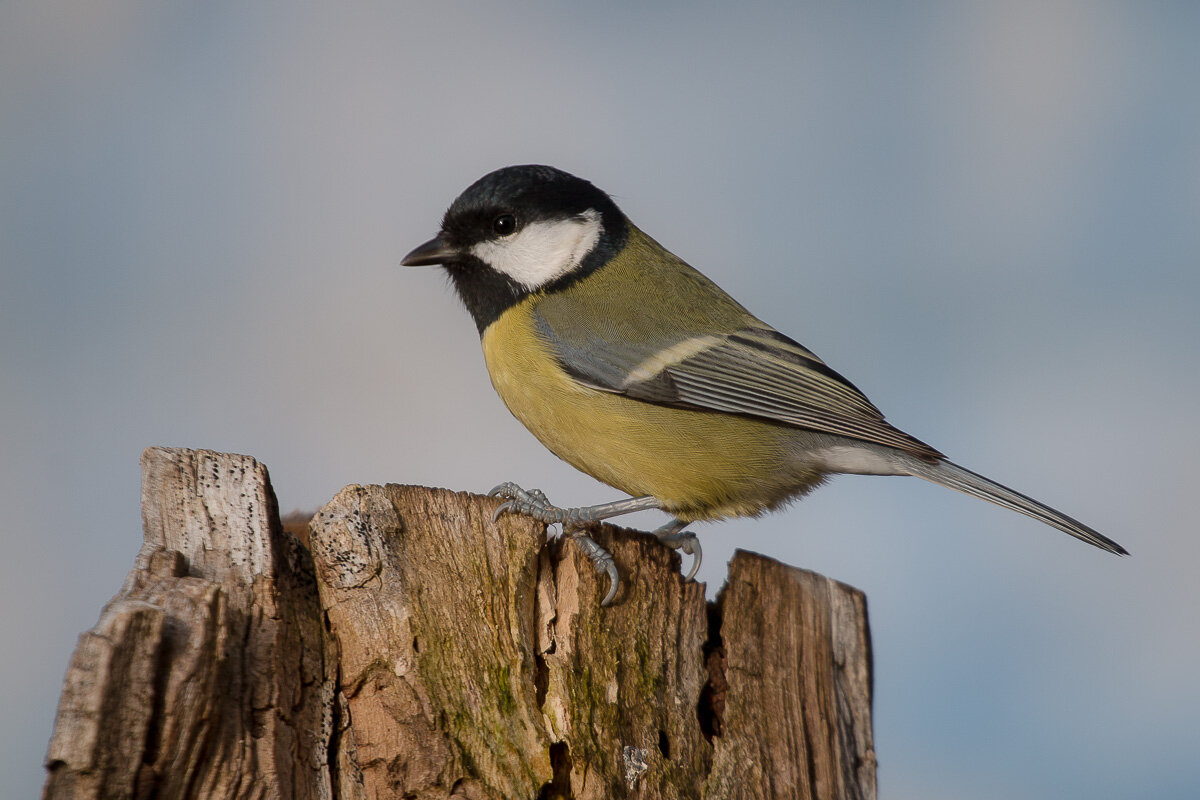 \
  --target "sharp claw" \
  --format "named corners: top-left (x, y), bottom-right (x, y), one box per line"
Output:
top-left (654, 525), bottom-right (703, 583)
top-left (600, 562), bottom-right (619, 606)
top-left (589, 543), bottom-right (620, 606)
top-left (491, 500), bottom-right (513, 523)
top-left (566, 529), bottom-right (621, 607)
top-left (683, 540), bottom-right (702, 582)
